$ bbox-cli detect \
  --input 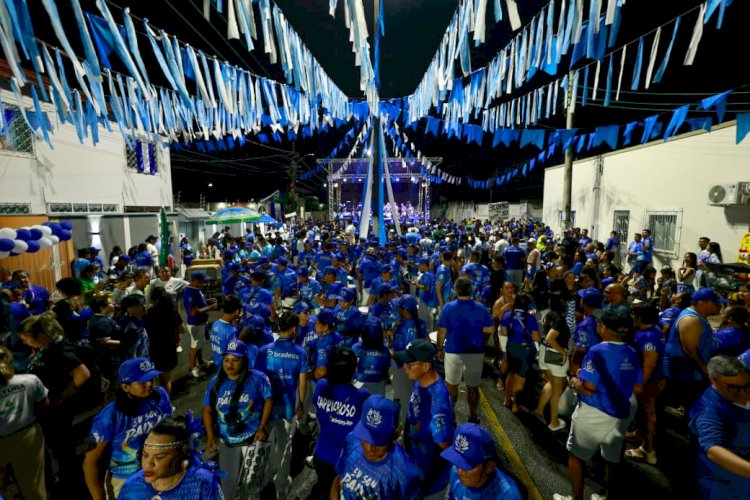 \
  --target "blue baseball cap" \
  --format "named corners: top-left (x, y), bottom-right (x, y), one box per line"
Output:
top-left (258, 256), bottom-right (269, 265)
top-left (440, 423), bottom-right (498, 470)
top-left (350, 395), bottom-right (400, 446)
top-left (296, 266), bottom-right (309, 277)
top-left (227, 262), bottom-right (241, 272)
top-left (246, 315), bottom-right (266, 331)
top-left (118, 357), bottom-right (161, 384)
top-left (293, 301), bottom-right (312, 314)
top-left (316, 309), bottom-right (336, 326)
top-left (378, 282), bottom-right (396, 297)
top-left (119, 255), bottom-right (132, 263)
top-left (277, 256), bottom-right (288, 266)
top-left (322, 266), bottom-right (337, 276)
top-left (362, 316), bottom-right (383, 340)
top-left (691, 288), bottom-right (728, 304)
top-left (223, 338), bottom-right (249, 358)
top-left (337, 287), bottom-right (355, 302)
top-left (190, 271), bottom-right (209, 281)
top-left (580, 288), bottom-right (603, 308)
top-left (380, 265), bottom-right (394, 275)
top-left (396, 294), bottom-right (418, 310)
top-left (418, 258), bottom-right (430, 266)
top-left (345, 312), bottom-right (367, 335)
